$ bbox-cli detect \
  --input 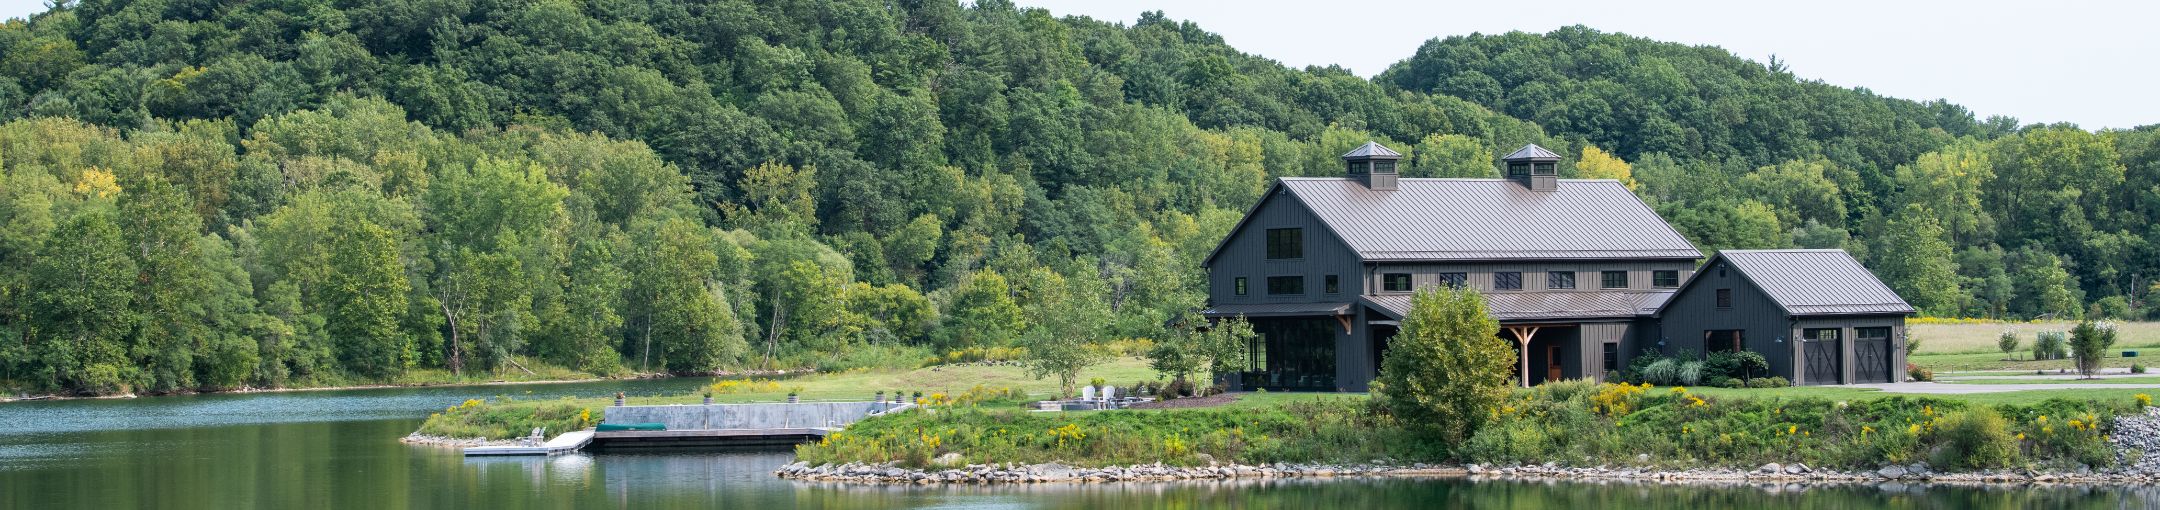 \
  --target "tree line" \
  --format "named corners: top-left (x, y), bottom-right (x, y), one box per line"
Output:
top-left (0, 1), bottom-right (2151, 394)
